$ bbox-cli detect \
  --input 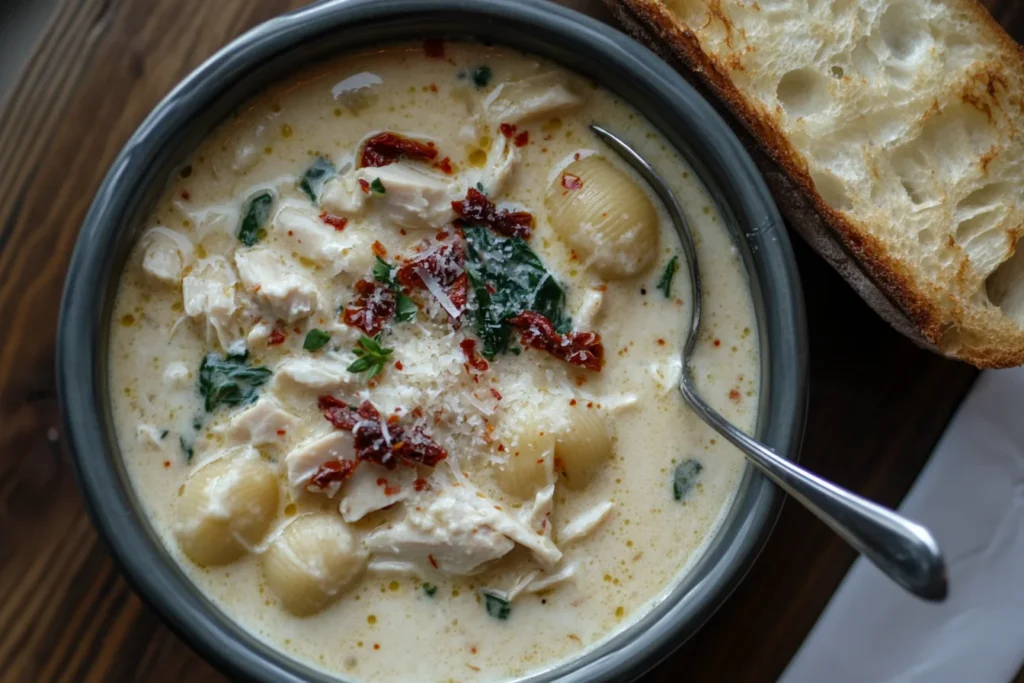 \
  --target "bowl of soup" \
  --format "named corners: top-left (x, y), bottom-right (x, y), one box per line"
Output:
top-left (57, 0), bottom-right (807, 681)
